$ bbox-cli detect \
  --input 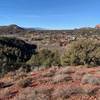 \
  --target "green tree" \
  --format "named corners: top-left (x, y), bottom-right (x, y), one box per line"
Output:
top-left (62, 39), bottom-right (100, 66)
top-left (27, 49), bottom-right (61, 68)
